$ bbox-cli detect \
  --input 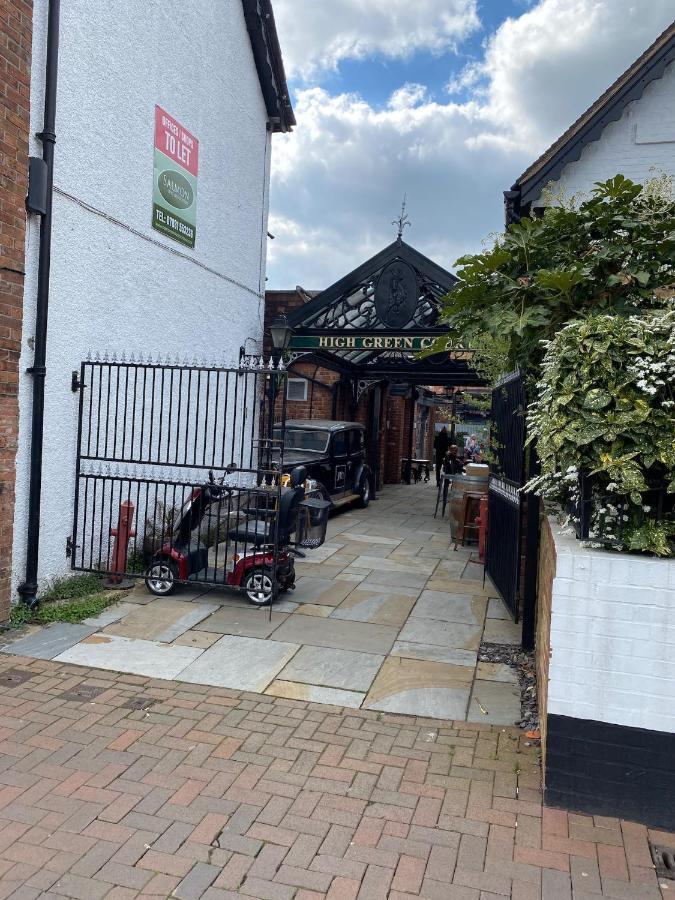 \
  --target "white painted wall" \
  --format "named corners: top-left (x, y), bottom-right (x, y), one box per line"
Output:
top-left (534, 60), bottom-right (675, 206)
top-left (13, 1), bottom-right (274, 590)
top-left (546, 521), bottom-right (675, 734)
